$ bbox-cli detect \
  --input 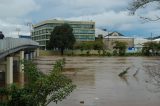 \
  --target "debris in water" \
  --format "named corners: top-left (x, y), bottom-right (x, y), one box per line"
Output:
top-left (119, 67), bottom-right (130, 77)
top-left (80, 101), bottom-right (84, 104)
top-left (145, 80), bottom-right (149, 83)
top-left (133, 69), bottom-right (139, 77)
